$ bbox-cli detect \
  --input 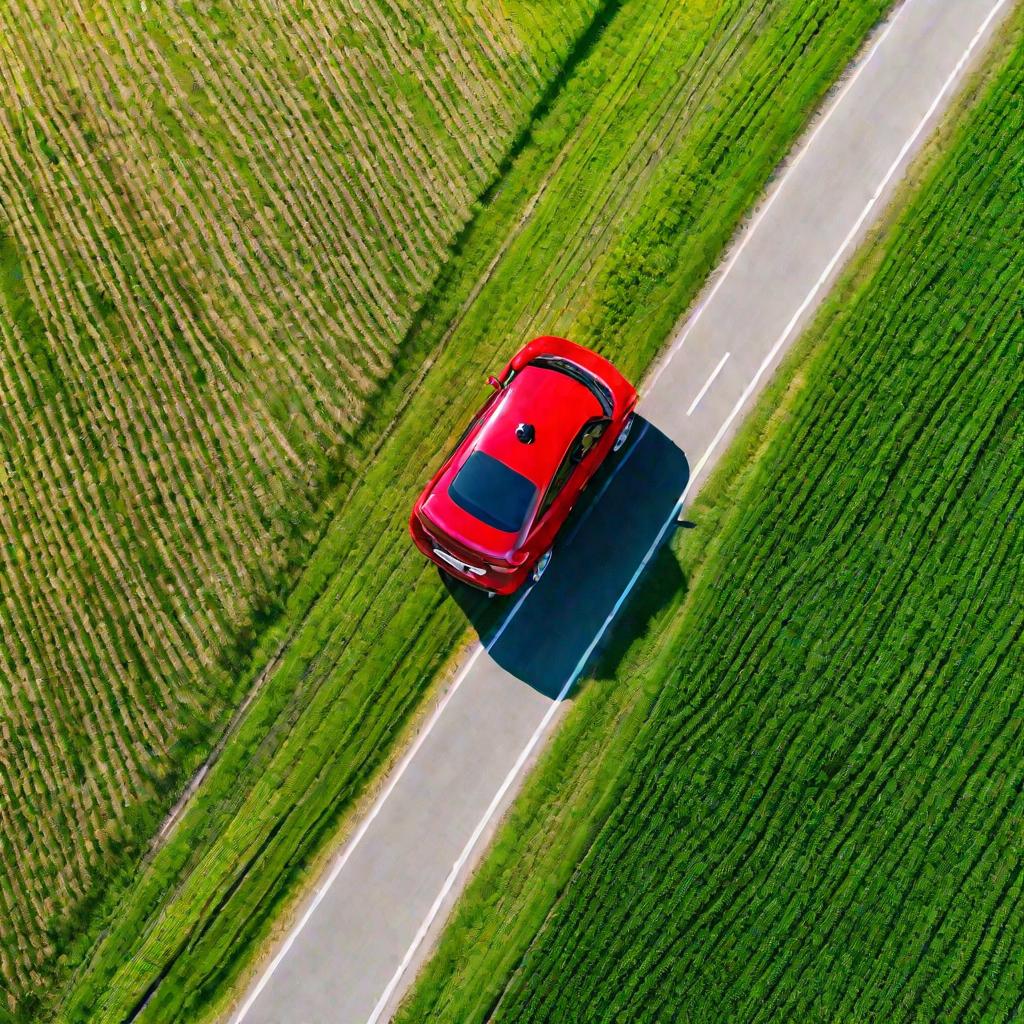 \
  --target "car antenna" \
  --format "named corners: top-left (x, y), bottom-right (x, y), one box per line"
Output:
top-left (515, 422), bottom-right (535, 444)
